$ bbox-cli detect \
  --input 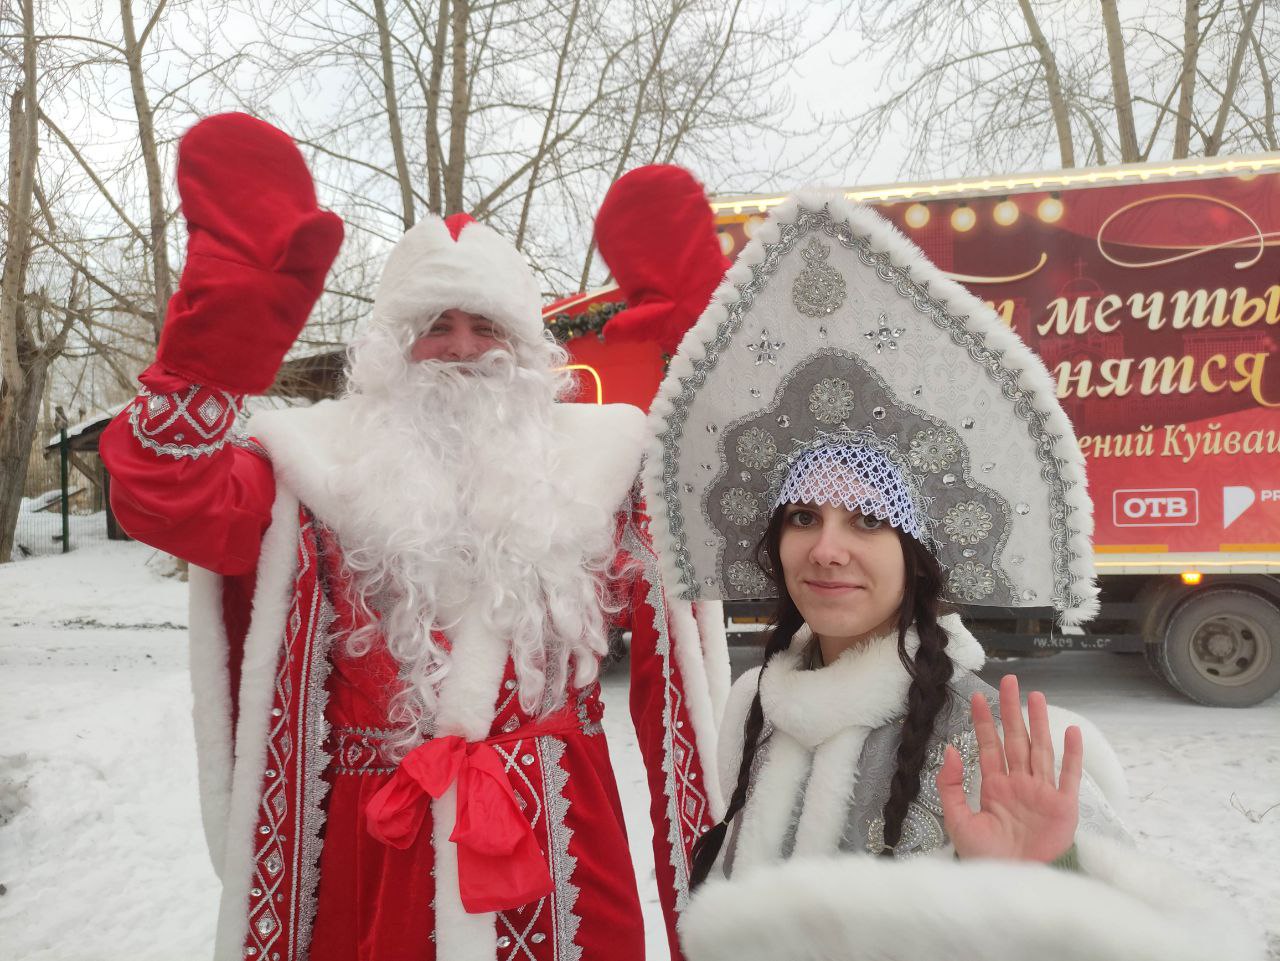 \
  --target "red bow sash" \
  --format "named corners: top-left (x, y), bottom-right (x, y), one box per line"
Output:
top-left (365, 706), bottom-right (581, 913)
